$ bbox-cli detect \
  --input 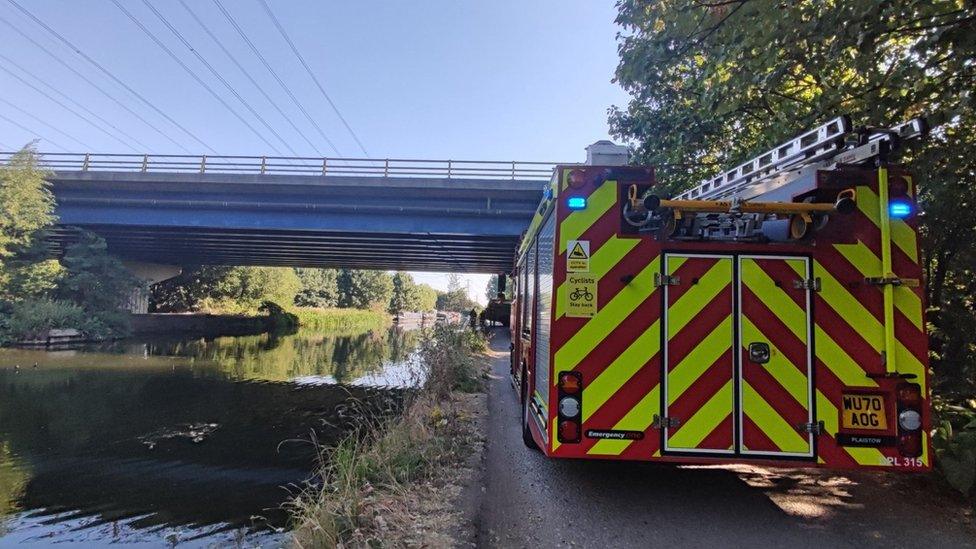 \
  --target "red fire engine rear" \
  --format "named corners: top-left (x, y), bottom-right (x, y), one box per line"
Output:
top-left (510, 118), bottom-right (931, 471)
